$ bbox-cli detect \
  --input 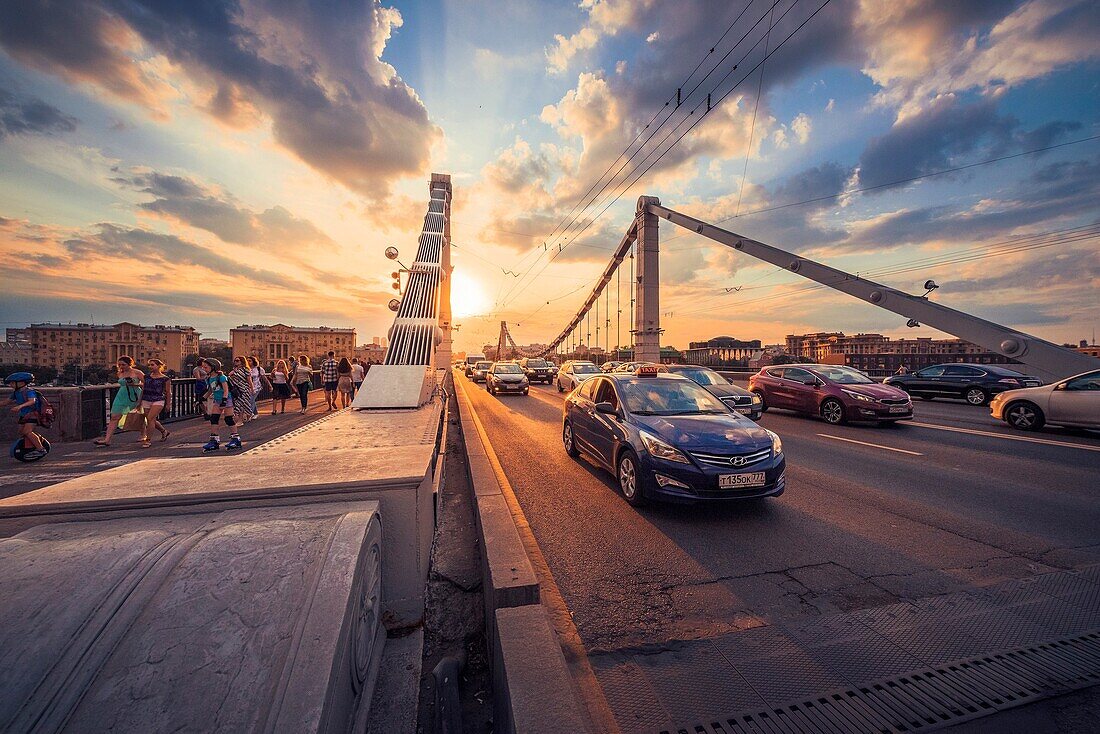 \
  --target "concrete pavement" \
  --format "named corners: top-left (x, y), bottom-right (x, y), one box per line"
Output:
top-left (459, 375), bottom-right (1100, 732)
top-left (1, 398), bottom-right (335, 500)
